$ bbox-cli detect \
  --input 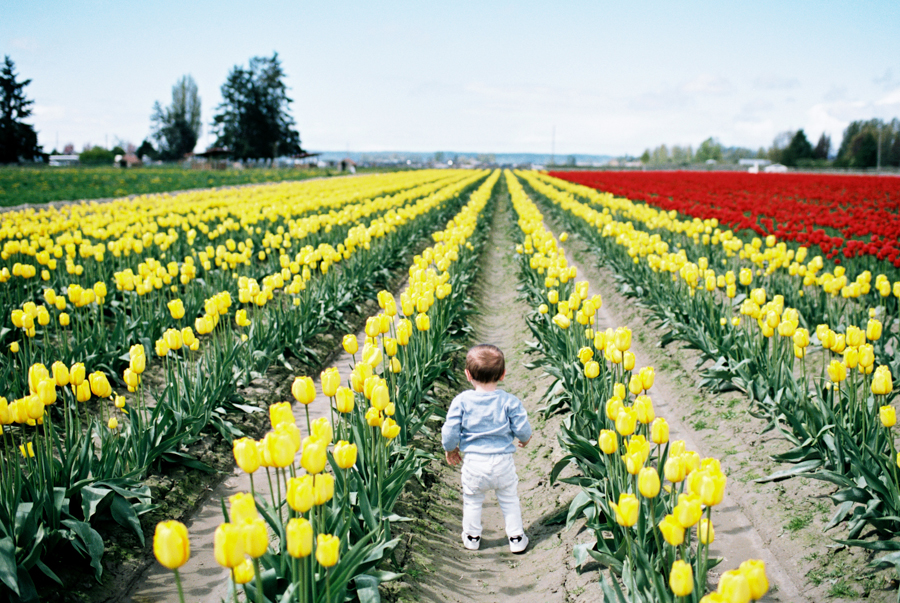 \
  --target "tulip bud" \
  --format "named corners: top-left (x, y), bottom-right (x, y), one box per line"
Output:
top-left (155, 338), bottom-right (169, 357)
top-left (286, 517), bottom-right (313, 558)
top-left (371, 383), bottom-right (390, 411)
top-left (605, 397), bottom-right (623, 422)
top-left (313, 473), bottom-right (335, 506)
top-left (665, 456), bottom-right (687, 483)
top-left (153, 520), bottom-right (190, 570)
top-left (74, 380), bottom-right (91, 402)
top-left (415, 313), bottom-right (430, 332)
top-left (669, 560), bottom-right (693, 597)
top-left (699, 518), bottom-right (715, 544)
top-left (233, 558), bottom-right (254, 584)
top-left (628, 374), bottom-right (643, 395)
top-left (827, 360), bottom-right (847, 383)
top-left (873, 366), bottom-right (894, 396)
top-left (584, 361), bottom-right (600, 379)
top-left (614, 327), bottom-right (632, 351)
top-left (37, 379), bottom-right (57, 406)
